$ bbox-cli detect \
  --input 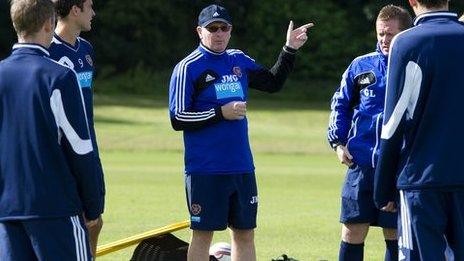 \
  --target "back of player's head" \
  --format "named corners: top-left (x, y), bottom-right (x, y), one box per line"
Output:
top-left (10, 0), bottom-right (55, 37)
top-left (416, 0), bottom-right (448, 9)
top-left (52, 0), bottom-right (86, 18)
top-left (377, 5), bottom-right (413, 30)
